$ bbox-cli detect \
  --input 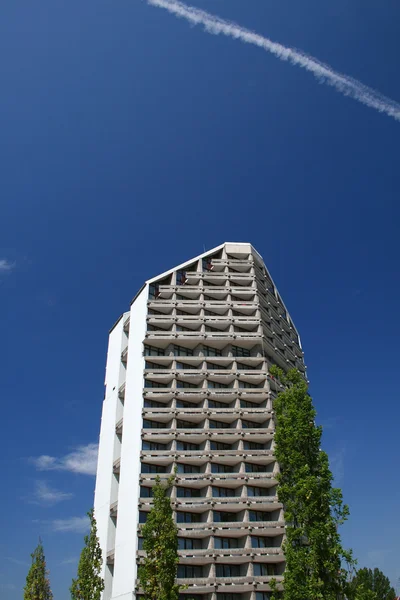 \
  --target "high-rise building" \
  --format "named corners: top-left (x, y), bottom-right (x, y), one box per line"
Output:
top-left (94, 242), bottom-right (306, 600)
